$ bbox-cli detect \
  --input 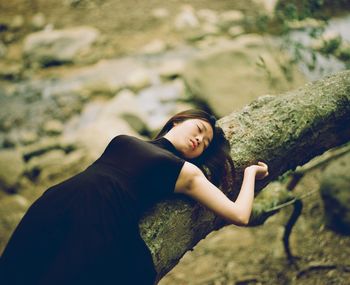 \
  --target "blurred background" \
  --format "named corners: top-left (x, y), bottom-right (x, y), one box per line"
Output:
top-left (0, 0), bottom-right (350, 284)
